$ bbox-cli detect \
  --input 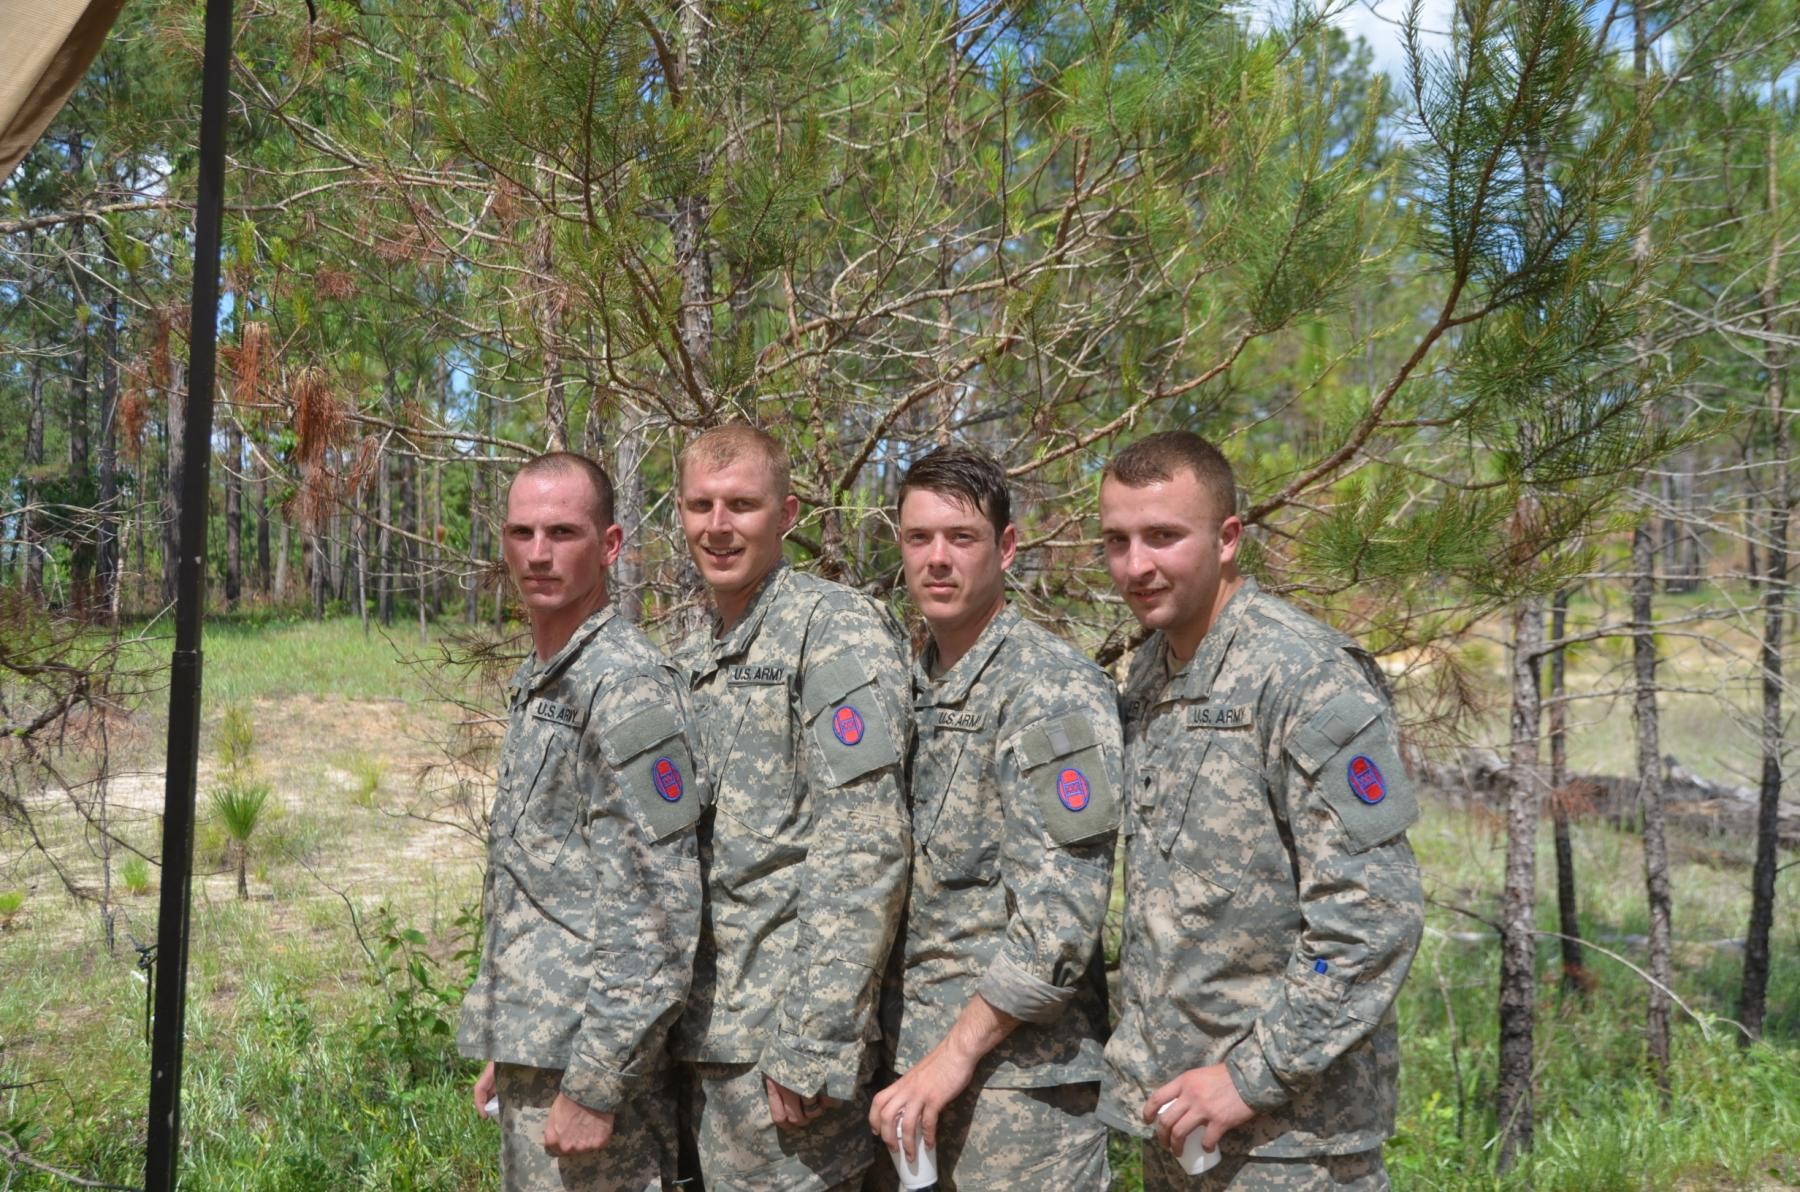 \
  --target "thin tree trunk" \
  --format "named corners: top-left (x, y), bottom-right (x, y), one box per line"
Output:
top-left (225, 421), bottom-right (242, 610)
top-left (378, 449), bottom-right (394, 627)
top-left (23, 329), bottom-right (46, 599)
top-left (1548, 587), bottom-right (1586, 997)
top-left (97, 282), bottom-right (120, 618)
top-left (274, 517), bottom-right (290, 601)
top-left (255, 452), bottom-right (271, 596)
top-left (615, 399), bottom-right (646, 622)
top-left (1632, 520), bottom-right (1674, 1097)
top-left (1741, 97), bottom-right (1787, 1044)
top-left (1497, 594), bottom-right (1544, 1171)
top-left (160, 358), bottom-right (185, 605)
